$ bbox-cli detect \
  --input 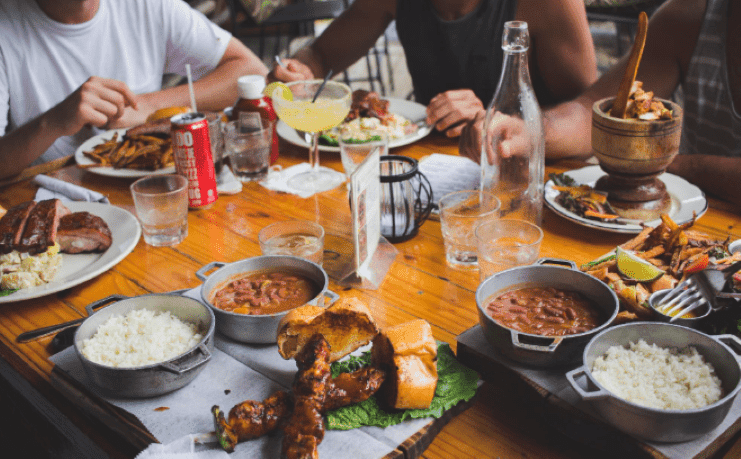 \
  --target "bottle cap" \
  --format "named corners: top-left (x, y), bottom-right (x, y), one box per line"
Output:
top-left (237, 75), bottom-right (266, 99)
